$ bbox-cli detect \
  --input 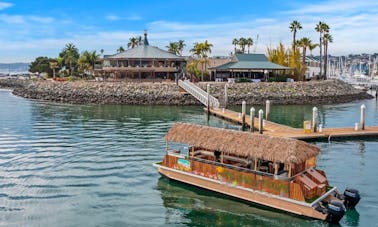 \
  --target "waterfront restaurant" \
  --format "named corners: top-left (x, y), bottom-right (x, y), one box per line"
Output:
top-left (95, 32), bottom-right (186, 81)
top-left (209, 54), bottom-right (290, 82)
